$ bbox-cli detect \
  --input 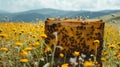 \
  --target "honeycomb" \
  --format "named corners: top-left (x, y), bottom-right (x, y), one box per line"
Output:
top-left (45, 18), bottom-right (105, 66)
